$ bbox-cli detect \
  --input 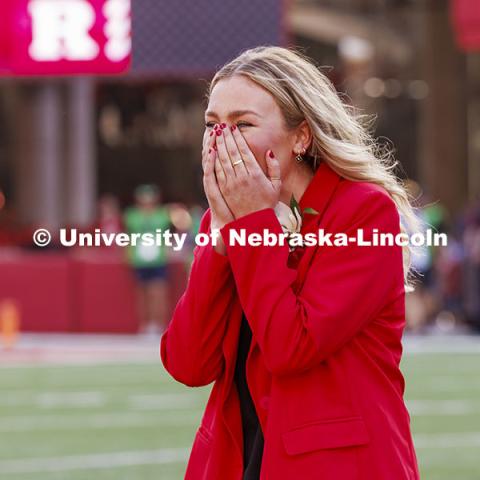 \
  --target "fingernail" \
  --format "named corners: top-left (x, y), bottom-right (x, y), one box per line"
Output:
top-left (209, 131), bottom-right (214, 136)
top-left (208, 148), bottom-right (212, 153)
top-left (230, 124), bottom-right (236, 131)
top-left (216, 129), bottom-right (222, 136)
top-left (268, 150), bottom-right (275, 158)
top-left (213, 124), bottom-right (219, 130)
top-left (220, 123), bottom-right (227, 129)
